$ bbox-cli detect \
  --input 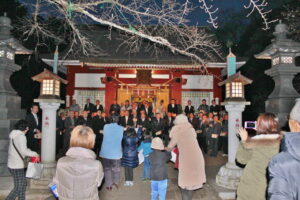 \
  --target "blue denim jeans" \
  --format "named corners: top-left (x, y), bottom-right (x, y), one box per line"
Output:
top-left (151, 179), bottom-right (168, 200)
top-left (143, 157), bottom-right (150, 179)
